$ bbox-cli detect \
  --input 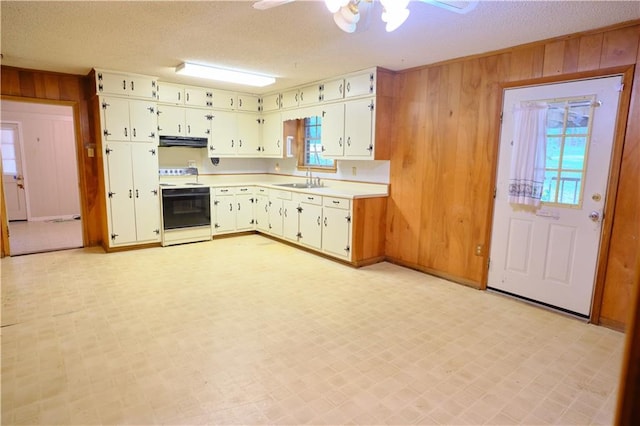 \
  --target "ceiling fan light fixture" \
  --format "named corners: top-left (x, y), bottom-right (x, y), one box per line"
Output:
top-left (175, 62), bottom-right (275, 87)
top-left (382, 7), bottom-right (410, 32)
top-left (333, 2), bottom-right (360, 32)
